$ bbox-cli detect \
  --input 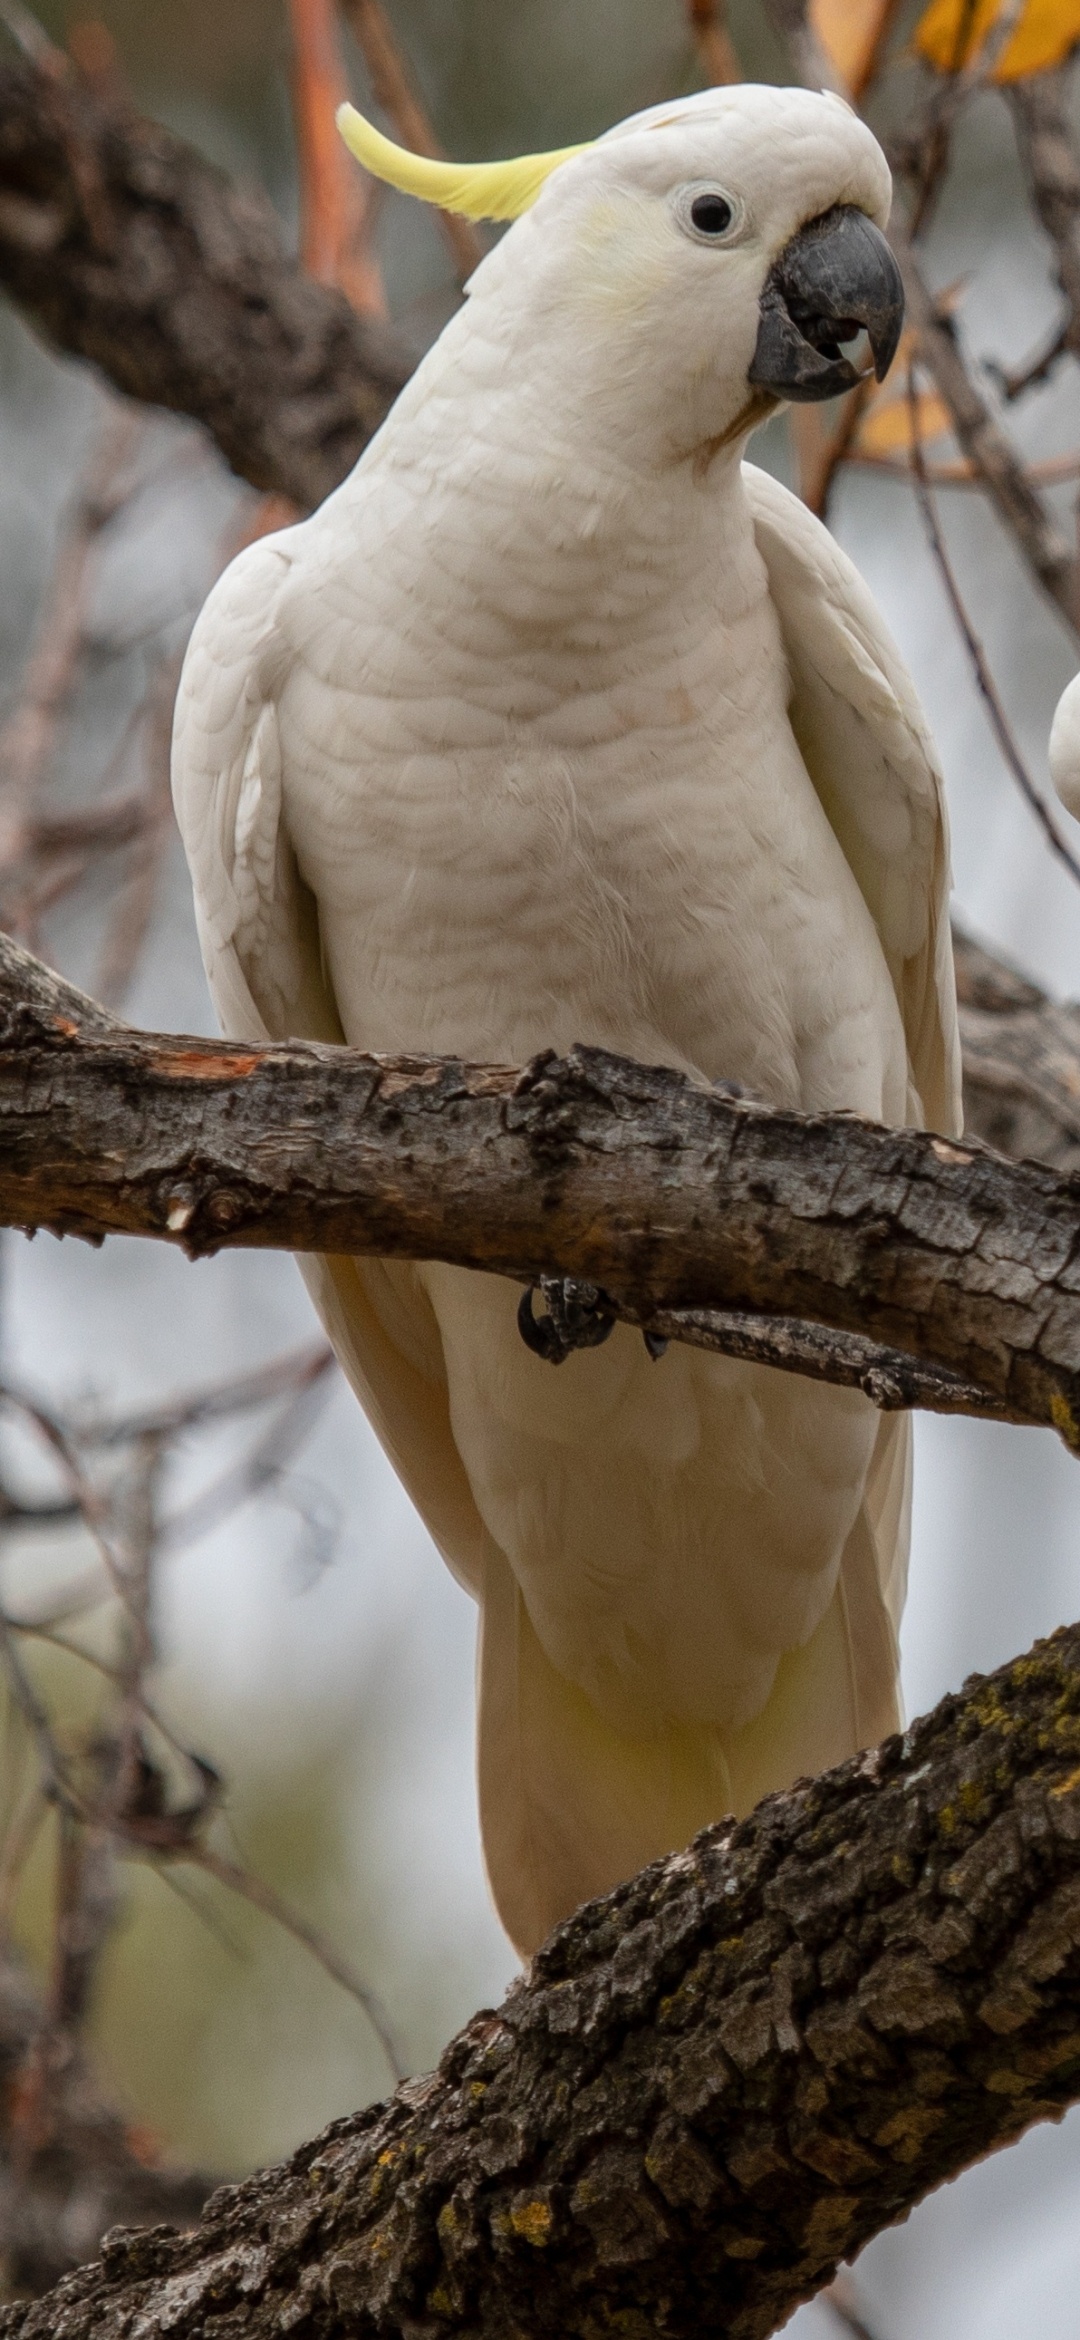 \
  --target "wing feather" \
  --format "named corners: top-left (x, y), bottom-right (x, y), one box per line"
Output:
top-left (171, 534), bottom-right (487, 1598)
top-left (744, 461), bottom-right (961, 1138)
